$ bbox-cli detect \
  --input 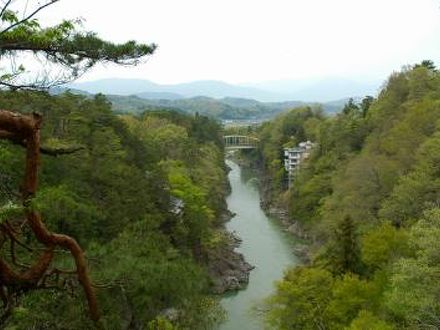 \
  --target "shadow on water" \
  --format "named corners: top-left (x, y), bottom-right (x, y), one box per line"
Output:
top-left (219, 160), bottom-right (299, 330)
